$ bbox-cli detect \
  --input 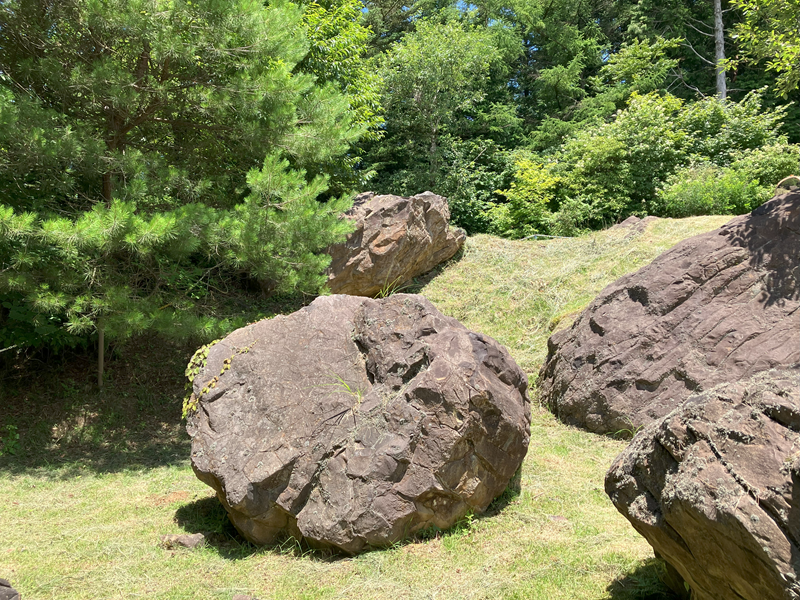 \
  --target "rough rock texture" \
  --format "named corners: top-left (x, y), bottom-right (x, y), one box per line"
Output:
top-left (160, 533), bottom-right (206, 549)
top-left (186, 294), bottom-right (530, 554)
top-left (611, 215), bottom-right (659, 234)
top-left (327, 191), bottom-right (466, 297)
top-left (0, 579), bottom-right (20, 600)
top-left (538, 191), bottom-right (800, 434)
top-left (606, 369), bottom-right (800, 600)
